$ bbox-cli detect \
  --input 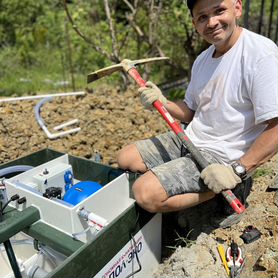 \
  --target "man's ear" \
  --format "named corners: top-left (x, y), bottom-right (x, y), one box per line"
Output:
top-left (192, 18), bottom-right (196, 27)
top-left (234, 0), bottom-right (243, 19)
